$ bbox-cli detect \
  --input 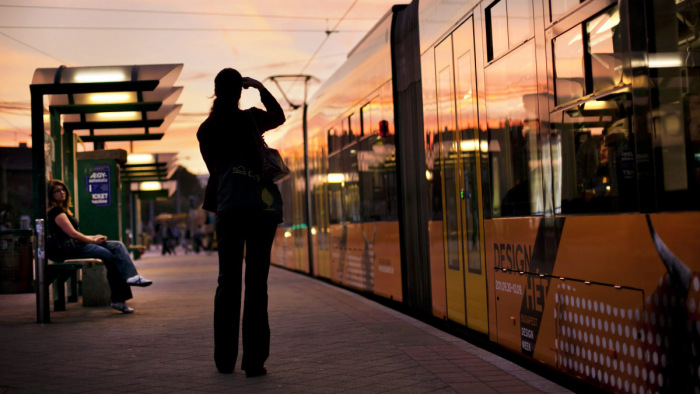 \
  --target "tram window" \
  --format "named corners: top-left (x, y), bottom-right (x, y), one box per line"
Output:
top-left (381, 83), bottom-right (394, 135)
top-left (486, 1), bottom-right (508, 61)
top-left (358, 133), bottom-right (398, 222)
top-left (342, 147), bottom-right (361, 223)
top-left (486, 0), bottom-right (534, 61)
top-left (421, 50), bottom-right (444, 221)
top-left (279, 176), bottom-right (294, 225)
top-left (327, 125), bottom-right (342, 155)
top-left (327, 146), bottom-right (360, 224)
top-left (554, 6), bottom-right (623, 106)
top-left (507, 0), bottom-right (534, 48)
top-left (361, 99), bottom-right (380, 137)
top-left (550, 0), bottom-right (582, 22)
top-left (340, 118), bottom-right (350, 147)
top-left (587, 6), bottom-right (622, 93)
top-left (347, 114), bottom-right (357, 144)
top-left (484, 41), bottom-right (543, 217)
top-left (551, 94), bottom-right (638, 214)
top-left (648, 0), bottom-right (700, 210)
top-left (554, 26), bottom-right (585, 105)
top-left (328, 150), bottom-right (343, 224)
